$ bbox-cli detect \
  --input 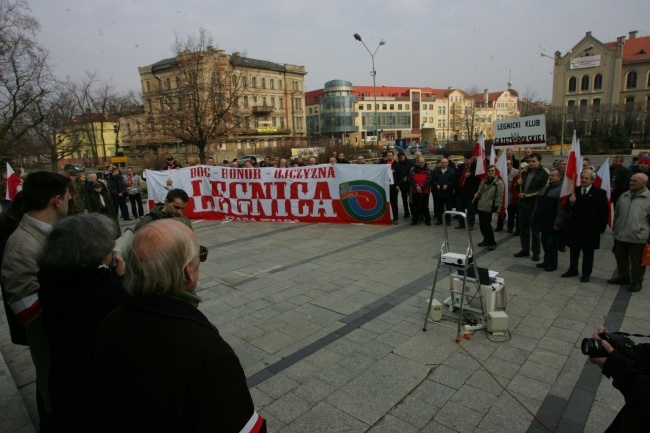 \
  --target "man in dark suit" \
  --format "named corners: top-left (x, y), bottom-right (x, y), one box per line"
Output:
top-left (431, 158), bottom-right (456, 225)
top-left (561, 169), bottom-right (609, 282)
top-left (609, 156), bottom-right (629, 205)
top-left (514, 153), bottom-right (549, 261)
